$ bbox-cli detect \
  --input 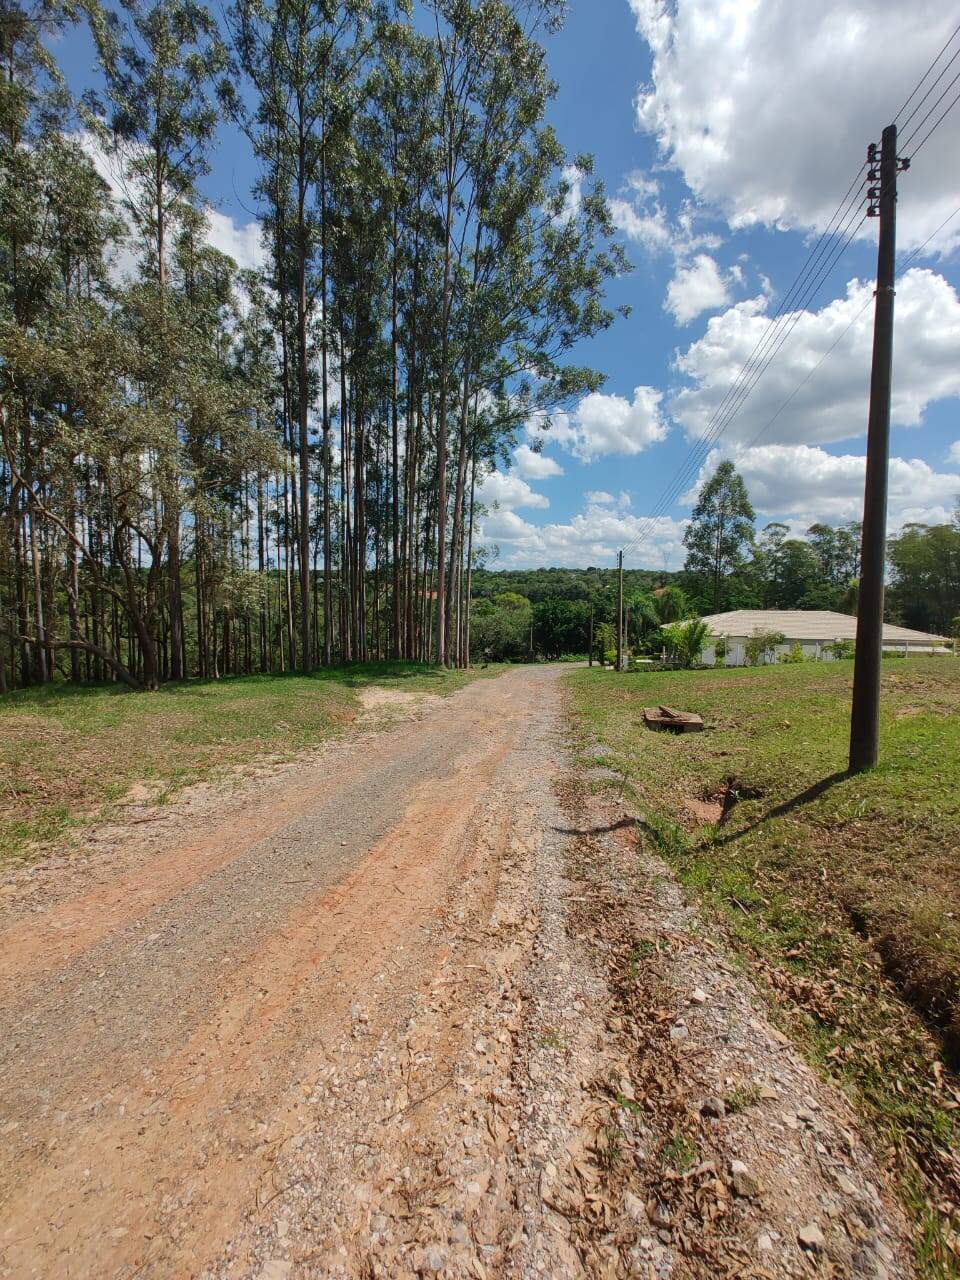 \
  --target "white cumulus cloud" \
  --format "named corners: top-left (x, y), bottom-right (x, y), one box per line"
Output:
top-left (205, 209), bottom-right (266, 272)
top-left (534, 385), bottom-right (668, 462)
top-left (80, 132), bottom-right (264, 277)
top-left (478, 490), bottom-right (688, 569)
top-left (512, 443), bottom-right (564, 479)
top-left (556, 164), bottom-right (585, 224)
top-left (672, 268), bottom-right (960, 446)
top-left (609, 171), bottom-right (740, 324)
top-left (476, 471), bottom-right (549, 511)
top-left (665, 253), bottom-right (733, 324)
top-left (685, 443), bottom-right (960, 531)
top-left (608, 192), bottom-right (673, 252)
top-left (629, 0), bottom-right (960, 252)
